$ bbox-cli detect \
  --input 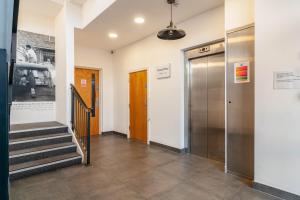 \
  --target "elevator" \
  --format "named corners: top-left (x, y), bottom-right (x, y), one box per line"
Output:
top-left (185, 41), bottom-right (225, 162)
